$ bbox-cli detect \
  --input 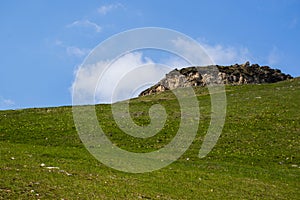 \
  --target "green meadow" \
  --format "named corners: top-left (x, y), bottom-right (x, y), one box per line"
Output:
top-left (1, 78), bottom-right (299, 199)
